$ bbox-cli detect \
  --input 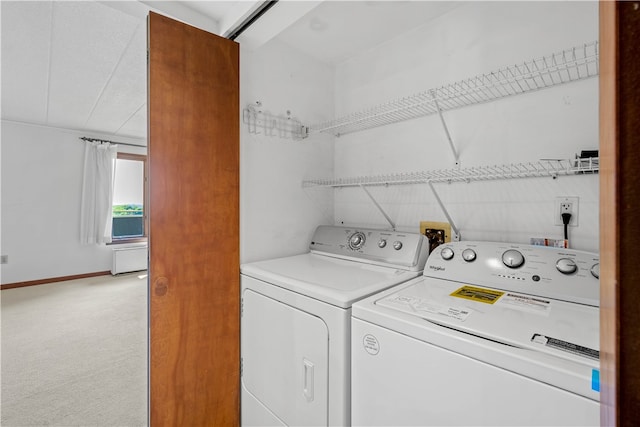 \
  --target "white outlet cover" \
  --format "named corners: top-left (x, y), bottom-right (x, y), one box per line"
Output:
top-left (554, 196), bottom-right (579, 226)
